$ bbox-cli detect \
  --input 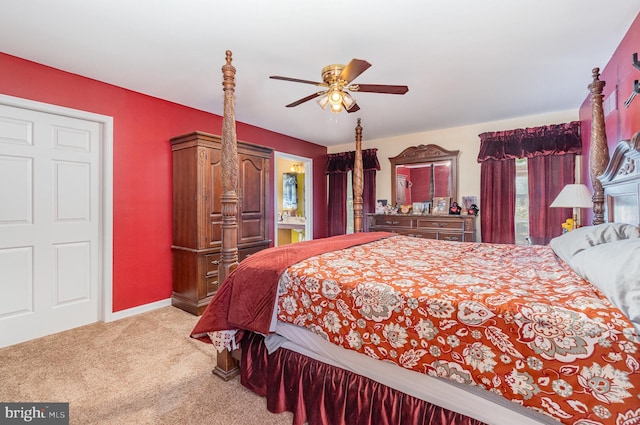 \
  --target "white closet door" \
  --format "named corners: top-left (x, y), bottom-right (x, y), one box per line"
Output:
top-left (0, 103), bottom-right (100, 347)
